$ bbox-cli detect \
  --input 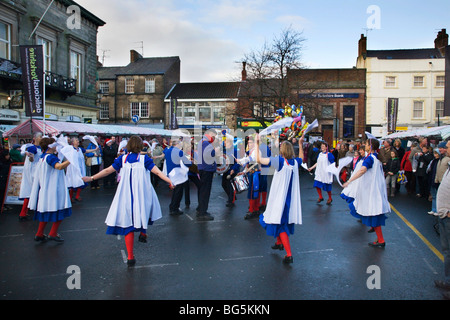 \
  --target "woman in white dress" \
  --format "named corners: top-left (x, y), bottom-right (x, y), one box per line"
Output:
top-left (66, 137), bottom-right (97, 202)
top-left (308, 142), bottom-right (335, 204)
top-left (256, 134), bottom-right (304, 264)
top-left (28, 137), bottom-right (71, 242)
top-left (342, 139), bottom-right (390, 247)
top-left (83, 135), bottom-right (173, 267)
top-left (18, 132), bottom-right (42, 221)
